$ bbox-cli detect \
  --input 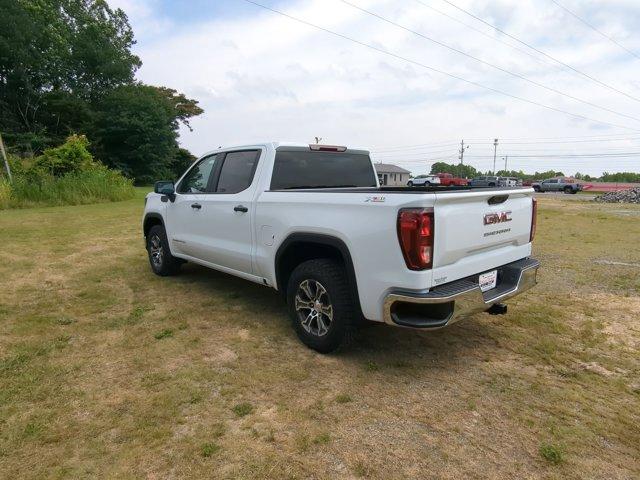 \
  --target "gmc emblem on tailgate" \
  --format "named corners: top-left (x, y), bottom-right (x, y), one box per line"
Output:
top-left (484, 211), bottom-right (512, 225)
